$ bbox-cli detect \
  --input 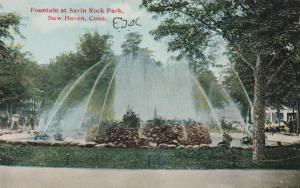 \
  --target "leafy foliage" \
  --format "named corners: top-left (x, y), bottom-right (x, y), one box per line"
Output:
top-left (122, 110), bottom-right (140, 129)
top-left (141, 0), bottom-right (300, 160)
top-left (0, 12), bottom-right (21, 59)
top-left (121, 32), bottom-right (142, 56)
